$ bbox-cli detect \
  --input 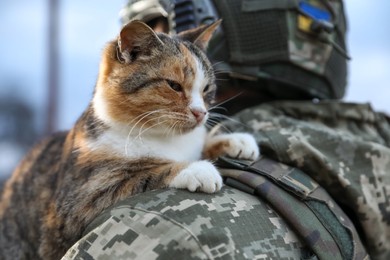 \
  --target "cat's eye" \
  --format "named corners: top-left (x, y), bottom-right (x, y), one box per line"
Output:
top-left (203, 85), bottom-right (210, 93)
top-left (167, 80), bottom-right (183, 92)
